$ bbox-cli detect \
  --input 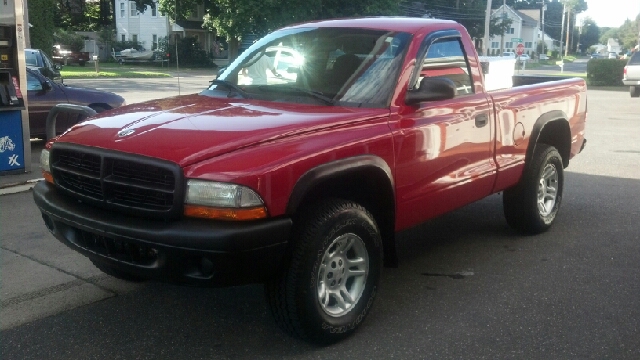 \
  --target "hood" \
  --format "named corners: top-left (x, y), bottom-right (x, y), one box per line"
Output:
top-left (56, 94), bottom-right (387, 167)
